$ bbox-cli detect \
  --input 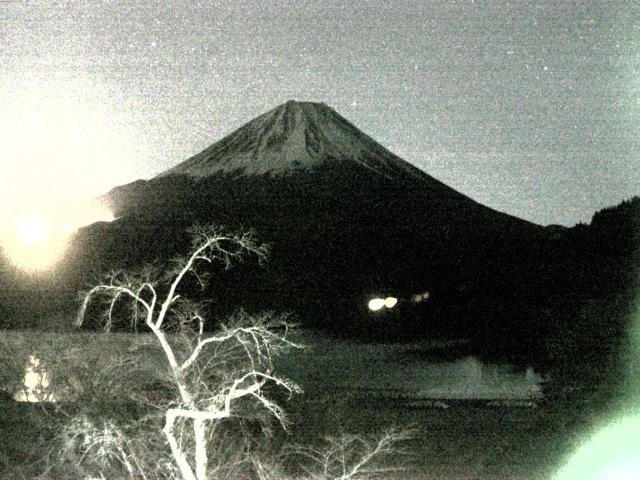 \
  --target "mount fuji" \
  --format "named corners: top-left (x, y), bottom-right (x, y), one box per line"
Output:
top-left (72, 101), bottom-right (552, 344)
top-left (161, 100), bottom-right (446, 183)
